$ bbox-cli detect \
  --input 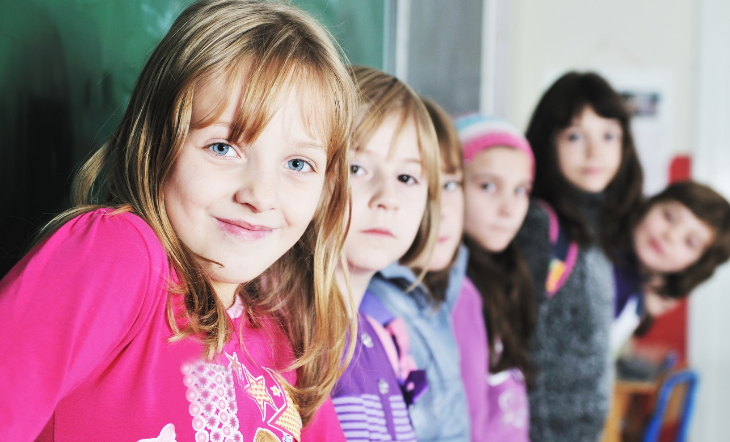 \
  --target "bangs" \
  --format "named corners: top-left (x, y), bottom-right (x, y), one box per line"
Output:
top-left (653, 182), bottom-right (730, 233)
top-left (549, 72), bottom-right (630, 130)
top-left (190, 38), bottom-right (350, 166)
top-left (353, 93), bottom-right (431, 164)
